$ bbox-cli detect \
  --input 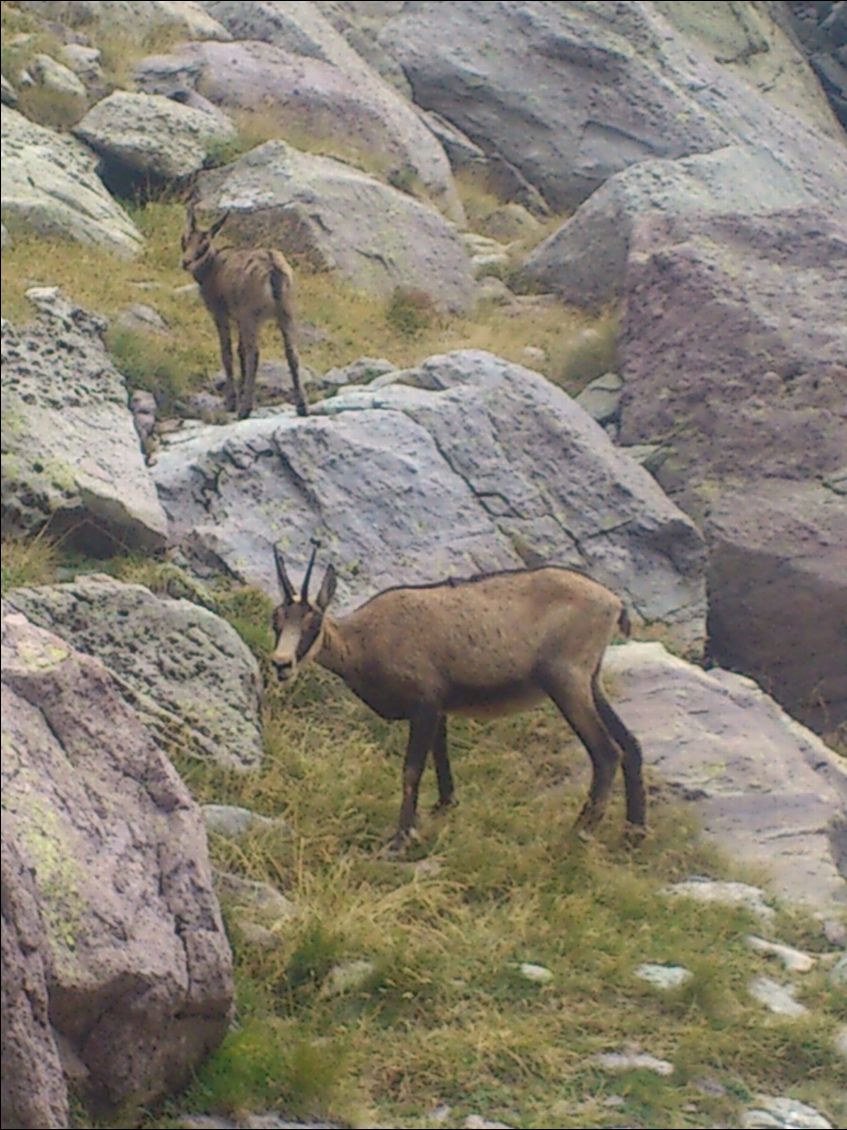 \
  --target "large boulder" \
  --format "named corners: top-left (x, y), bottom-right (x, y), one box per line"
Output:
top-left (519, 141), bottom-right (847, 308)
top-left (604, 642), bottom-right (847, 911)
top-left (618, 209), bottom-right (846, 498)
top-left (705, 482), bottom-right (847, 738)
top-left (5, 574), bottom-right (263, 770)
top-left (73, 91), bottom-right (237, 190)
top-left (786, 0), bottom-right (847, 129)
top-left (378, 1), bottom-right (841, 212)
top-left (1, 289), bottom-right (168, 551)
top-left (2, 832), bottom-right (69, 1130)
top-left (1, 603), bottom-right (234, 1121)
top-left (0, 105), bottom-right (142, 257)
top-left (19, 0), bottom-right (231, 40)
top-left (617, 209), bottom-right (847, 731)
top-left (152, 350), bottom-right (707, 654)
top-left (203, 0), bottom-right (461, 220)
top-left (190, 140), bottom-right (475, 312)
